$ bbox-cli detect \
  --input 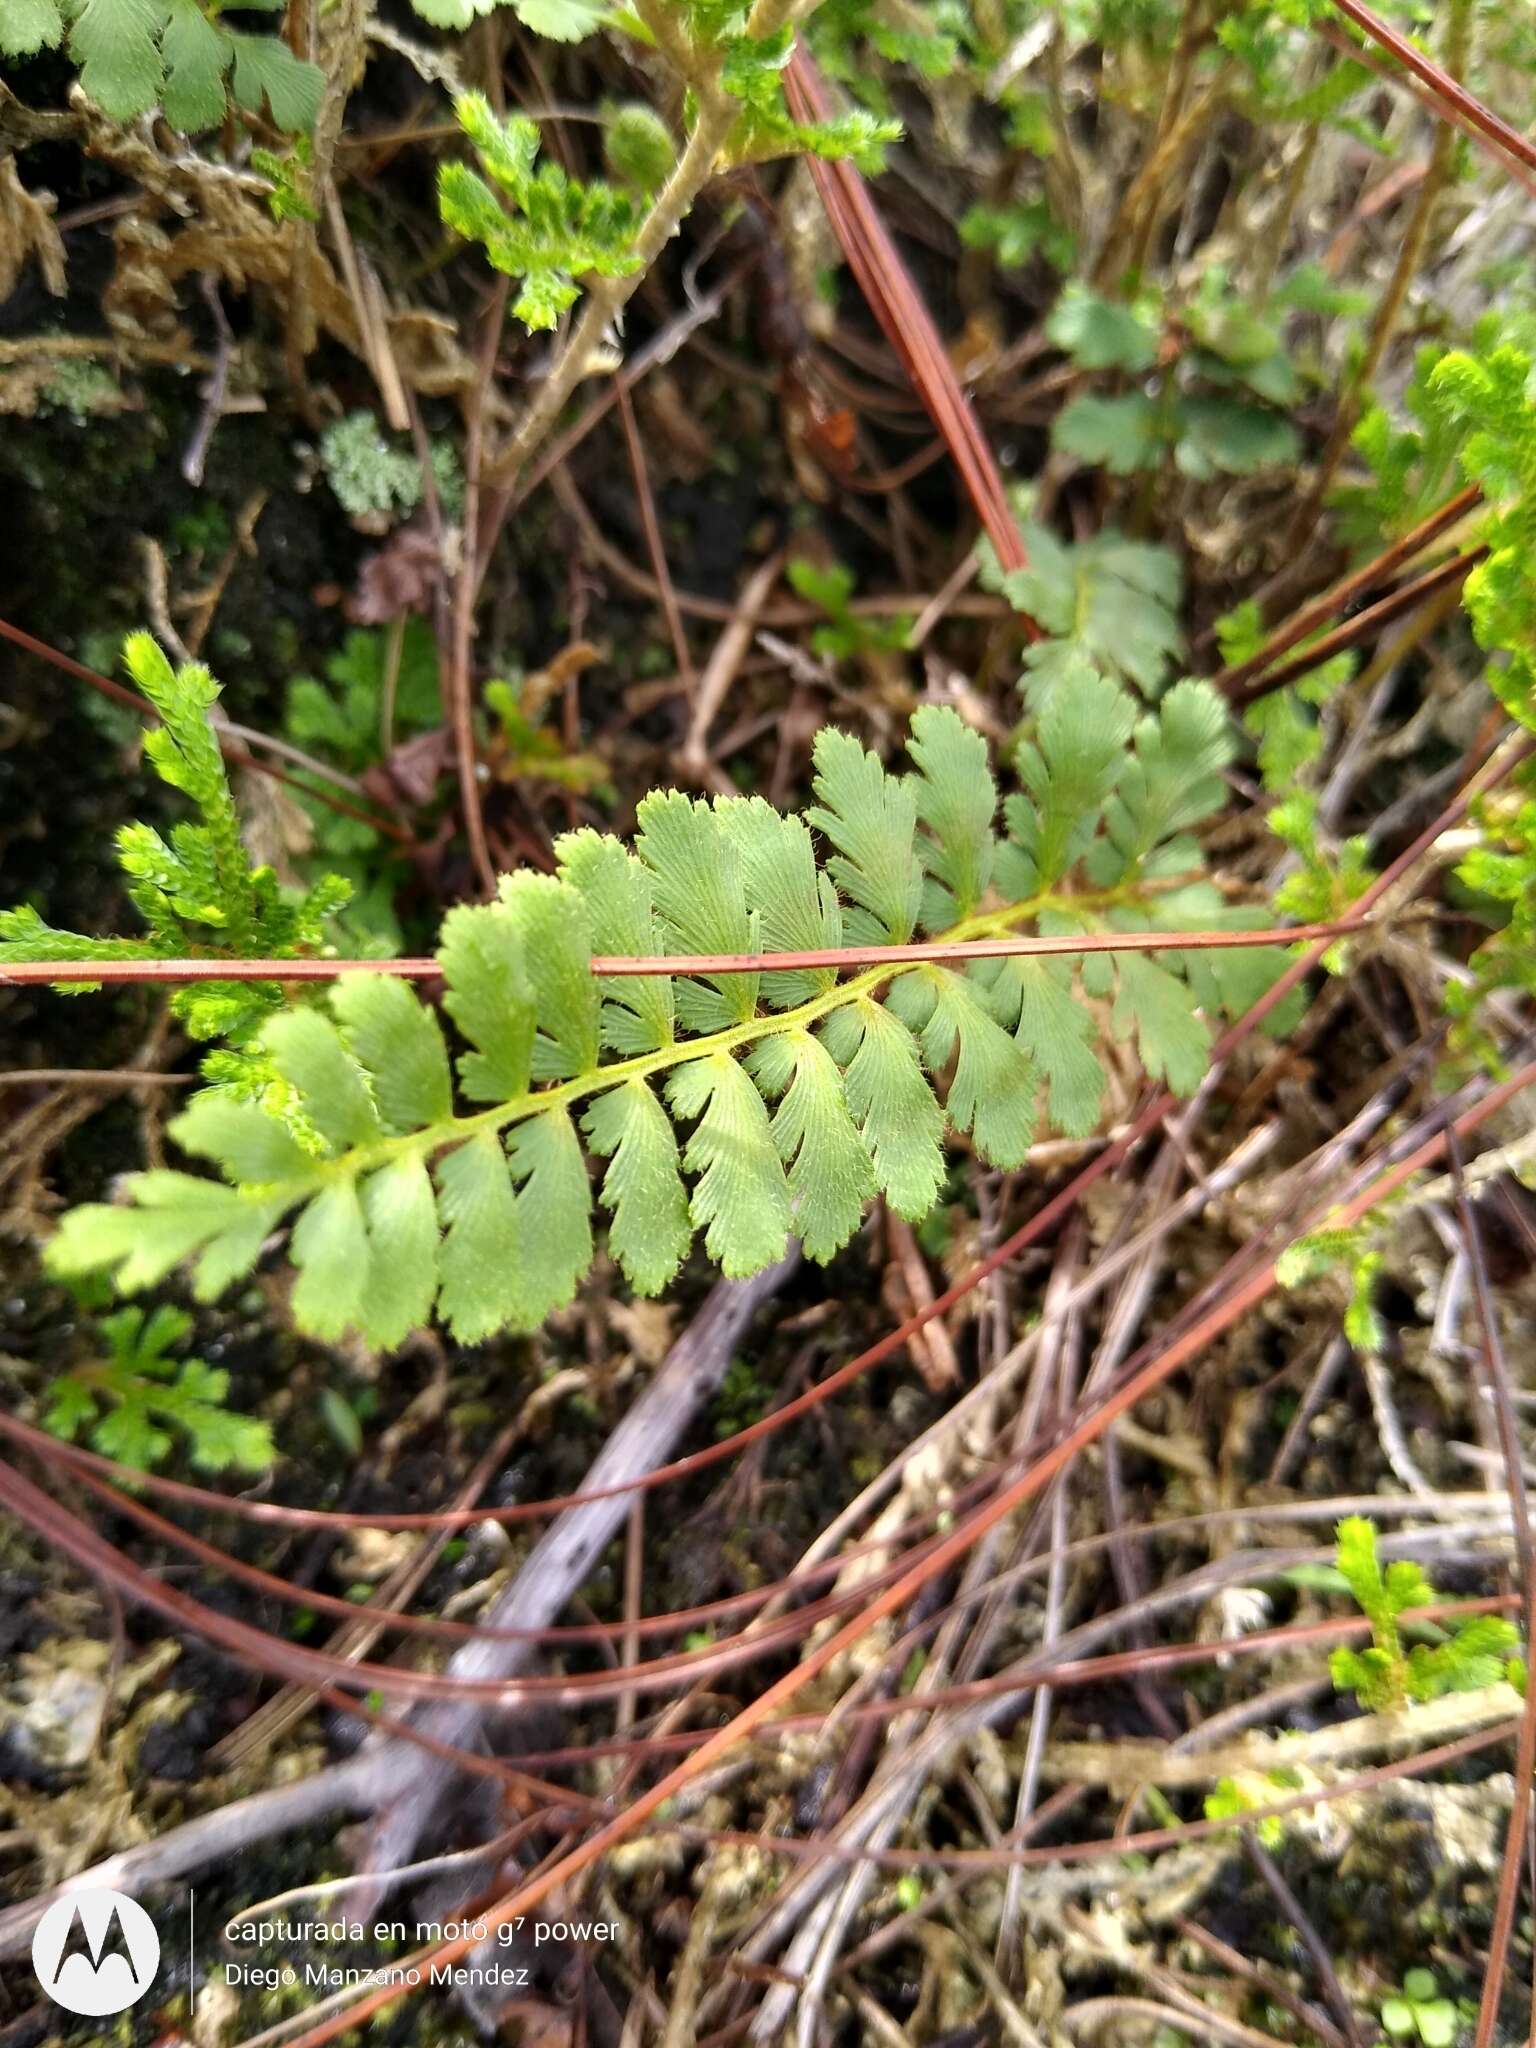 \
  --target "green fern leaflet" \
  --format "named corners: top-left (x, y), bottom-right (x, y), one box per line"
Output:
top-left (34, 652), bottom-right (1297, 1350)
